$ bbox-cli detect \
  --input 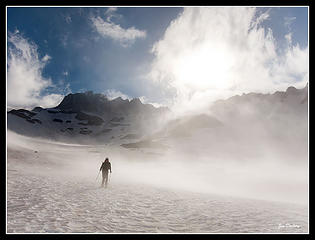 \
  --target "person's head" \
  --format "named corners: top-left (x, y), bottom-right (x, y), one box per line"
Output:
top-left (105, 158), bottom-right (109, 163)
